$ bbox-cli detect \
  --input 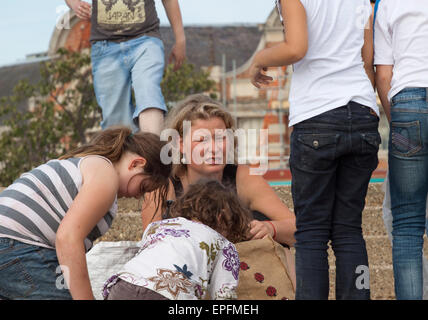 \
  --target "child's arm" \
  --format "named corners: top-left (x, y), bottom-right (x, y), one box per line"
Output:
top-left (249, 0), bottom-right (308, 88)
top-left (162, 0), bottom-right (186, 71)
top-left (375, 65), bottom-right (393, 122)
top-left (141, 179), bottom-right (176, 231)
top-left (56, 157), bottom-right (119, 300)
top-left (236, 165), bottom-right (296, 246)
top-left (373, 2), bottom-right (393, 122)
top-left (362, 13), bottom-right (375, 90)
